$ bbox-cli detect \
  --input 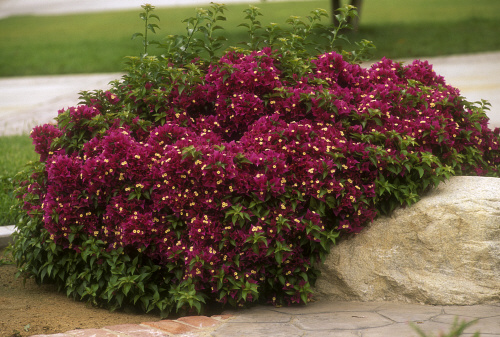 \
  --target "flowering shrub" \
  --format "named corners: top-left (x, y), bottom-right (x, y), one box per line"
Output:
top-left (12, 4), bottom-right (500, 316)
